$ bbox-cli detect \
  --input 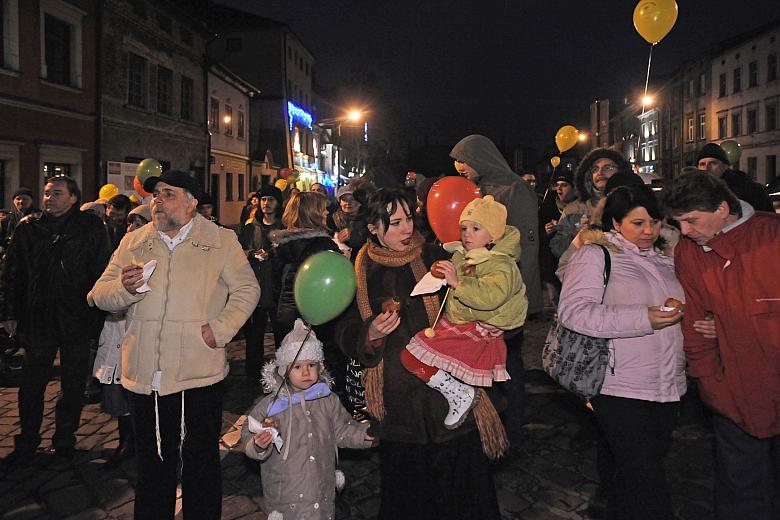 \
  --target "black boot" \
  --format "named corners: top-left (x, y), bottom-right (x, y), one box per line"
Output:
top-left (104, 415), bottom-right (135, 469)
